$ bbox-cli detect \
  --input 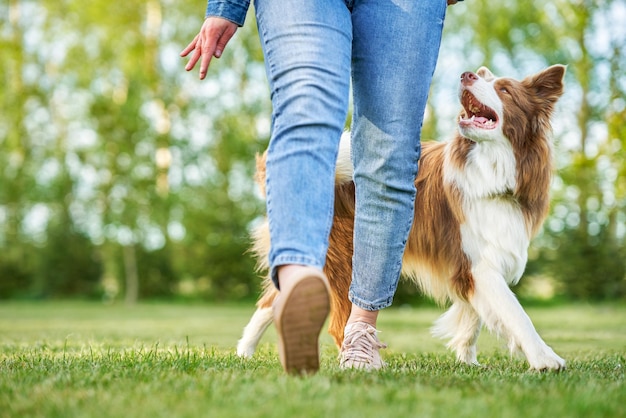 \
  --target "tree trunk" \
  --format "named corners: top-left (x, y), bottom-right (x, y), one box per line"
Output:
top-left (123, 245), bottom-right (139, 305)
